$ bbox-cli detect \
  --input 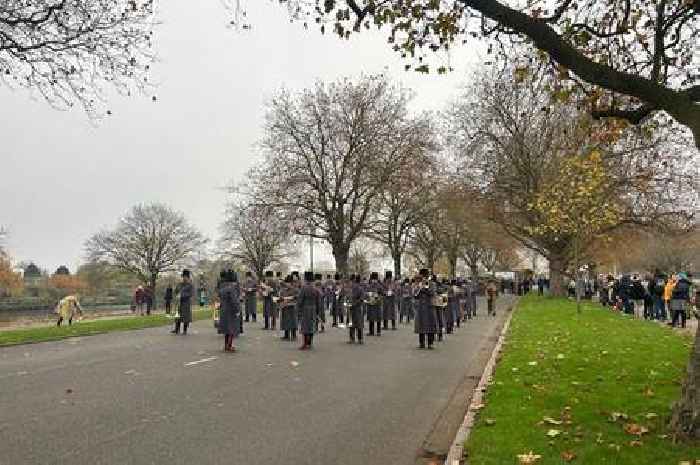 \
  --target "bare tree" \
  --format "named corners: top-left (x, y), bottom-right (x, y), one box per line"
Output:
top-left (85, 203), bottom-right (207, 297)
top-left (408, 219), bottom-right (442, 273)
top-left (247, 75), bottom-right (433, 275)
top-left (0, 1), bottom-right (157, 116)
top-left (219, 201), bottom-right (296, 278)
top-left (368, 151), bottom-right (438, 277)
